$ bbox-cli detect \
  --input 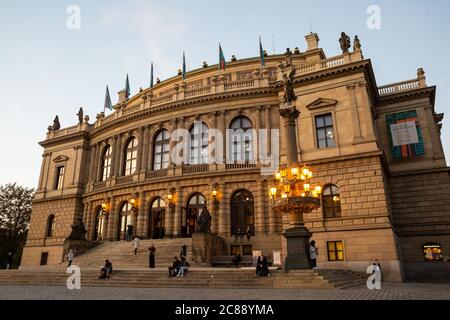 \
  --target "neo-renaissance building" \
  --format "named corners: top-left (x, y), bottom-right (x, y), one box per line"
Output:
top-left (21, 32), bottom-right (450, 281)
